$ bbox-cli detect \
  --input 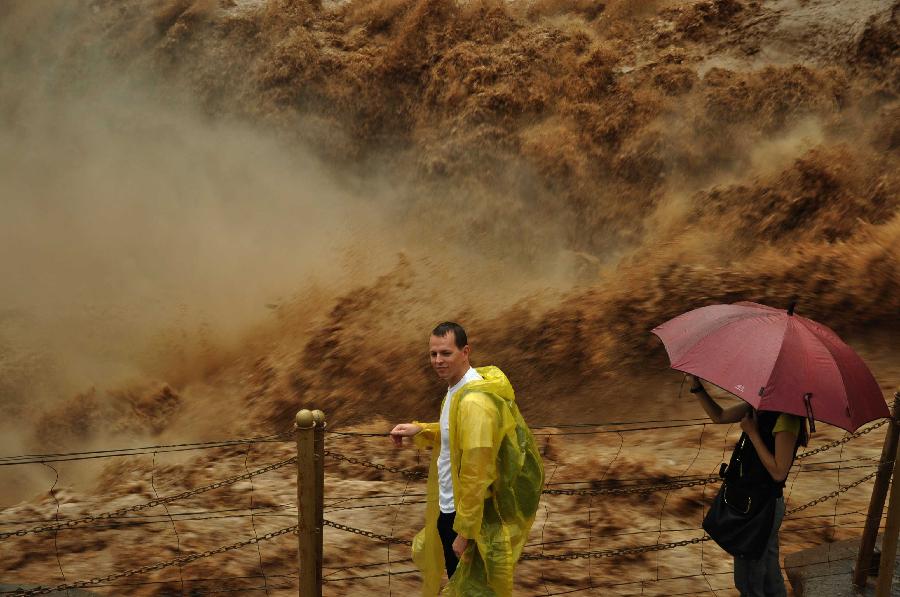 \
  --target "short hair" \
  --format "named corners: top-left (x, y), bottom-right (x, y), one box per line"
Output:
top-left (431, 321), bottom-right (468, 349)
